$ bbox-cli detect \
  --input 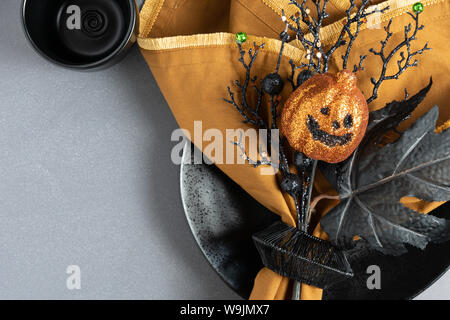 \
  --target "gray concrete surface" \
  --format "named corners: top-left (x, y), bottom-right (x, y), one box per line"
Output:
top-left (0, 0), bottom-right (446, 299)
top-left (0, 0), bottom-right (240, 299)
